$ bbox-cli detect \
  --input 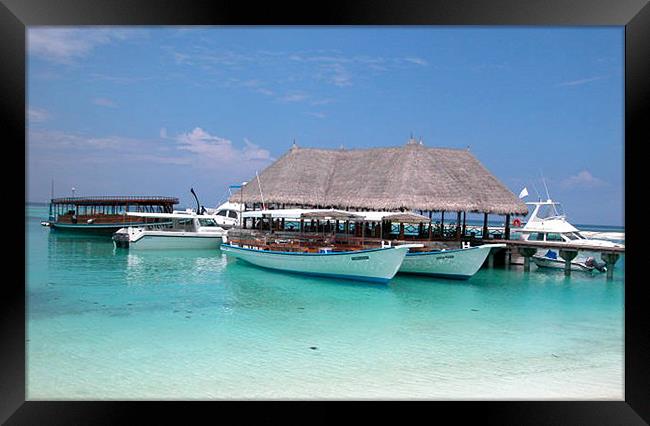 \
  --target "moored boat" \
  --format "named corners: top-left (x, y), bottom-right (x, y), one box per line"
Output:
top-left (399, 243), bottom-right (506, 279)
top-left (531, 250), bottom-right (607, 273)
top-left (221, 242), bottom-right (421, 283)
top-left (113, 212), bottom-right (226, 250)
top-left (45, 196), bottom-right (178, 235)
top-left (517, 199), bottom-right (623, 249)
